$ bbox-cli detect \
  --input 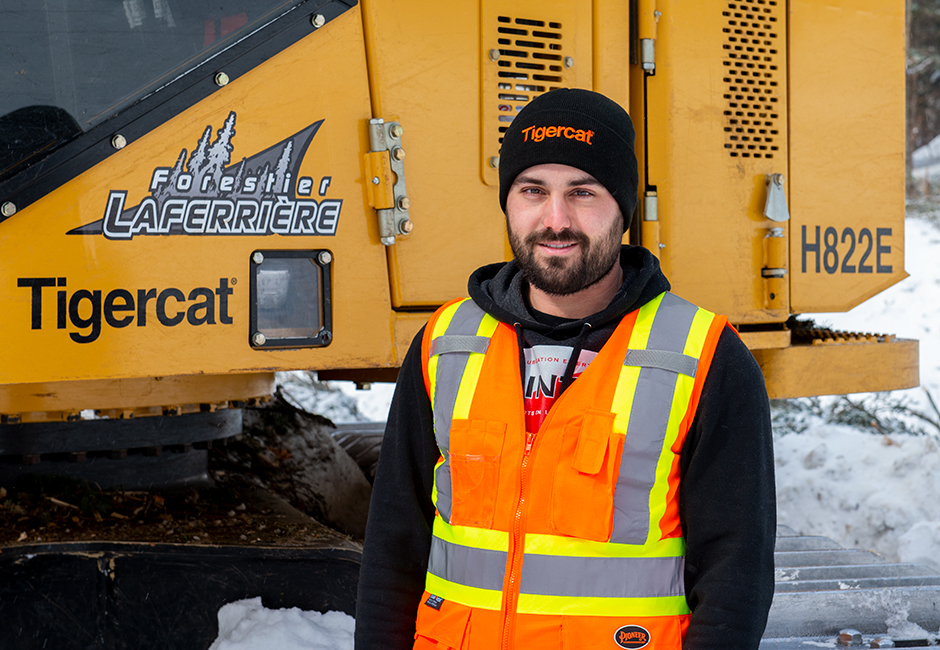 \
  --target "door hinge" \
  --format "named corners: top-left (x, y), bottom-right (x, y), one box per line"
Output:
top-left (367, 118), bottom-right (413, 246)
top-left (764, 173), bottom-right (790, 222)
